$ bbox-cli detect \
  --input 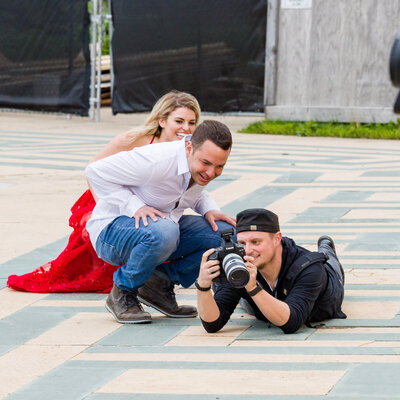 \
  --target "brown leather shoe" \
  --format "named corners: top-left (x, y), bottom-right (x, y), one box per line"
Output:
top-left (137, 271), bottom-right (197, 318)
top-left (106, 284), bottom-right (151, 324)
